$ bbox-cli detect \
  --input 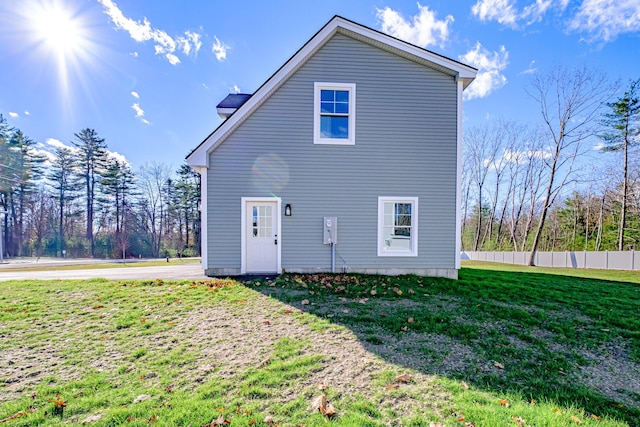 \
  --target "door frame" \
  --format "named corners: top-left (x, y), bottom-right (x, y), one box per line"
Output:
top-left (240, 197), bottom-right (282, 274)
